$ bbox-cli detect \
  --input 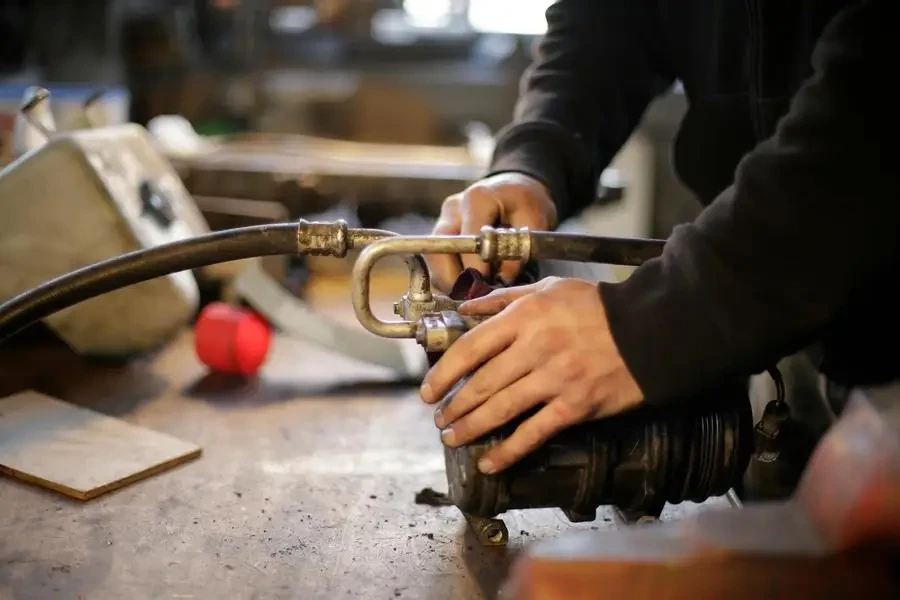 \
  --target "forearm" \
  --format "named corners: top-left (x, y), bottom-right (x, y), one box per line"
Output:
top-left (488, 0), bottom-right (673, 223)
top-left (599, 0), bottom-right (897, 402)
